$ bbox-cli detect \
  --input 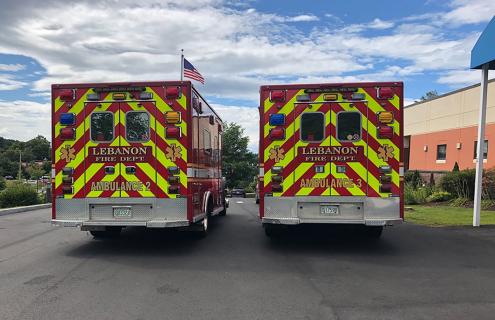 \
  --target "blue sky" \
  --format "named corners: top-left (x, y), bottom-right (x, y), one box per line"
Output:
top-left (0, 0), bottom-right (493, 150)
